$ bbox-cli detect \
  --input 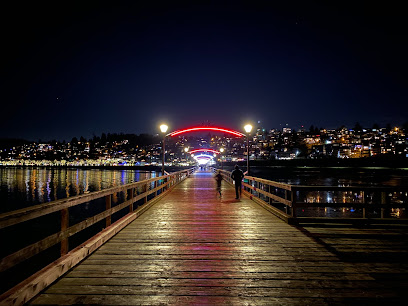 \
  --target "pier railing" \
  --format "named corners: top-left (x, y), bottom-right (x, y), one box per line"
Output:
top-left (0, 168), bottom-right (195, 305)
top-left (215, 169), bottom-right (408, 225)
